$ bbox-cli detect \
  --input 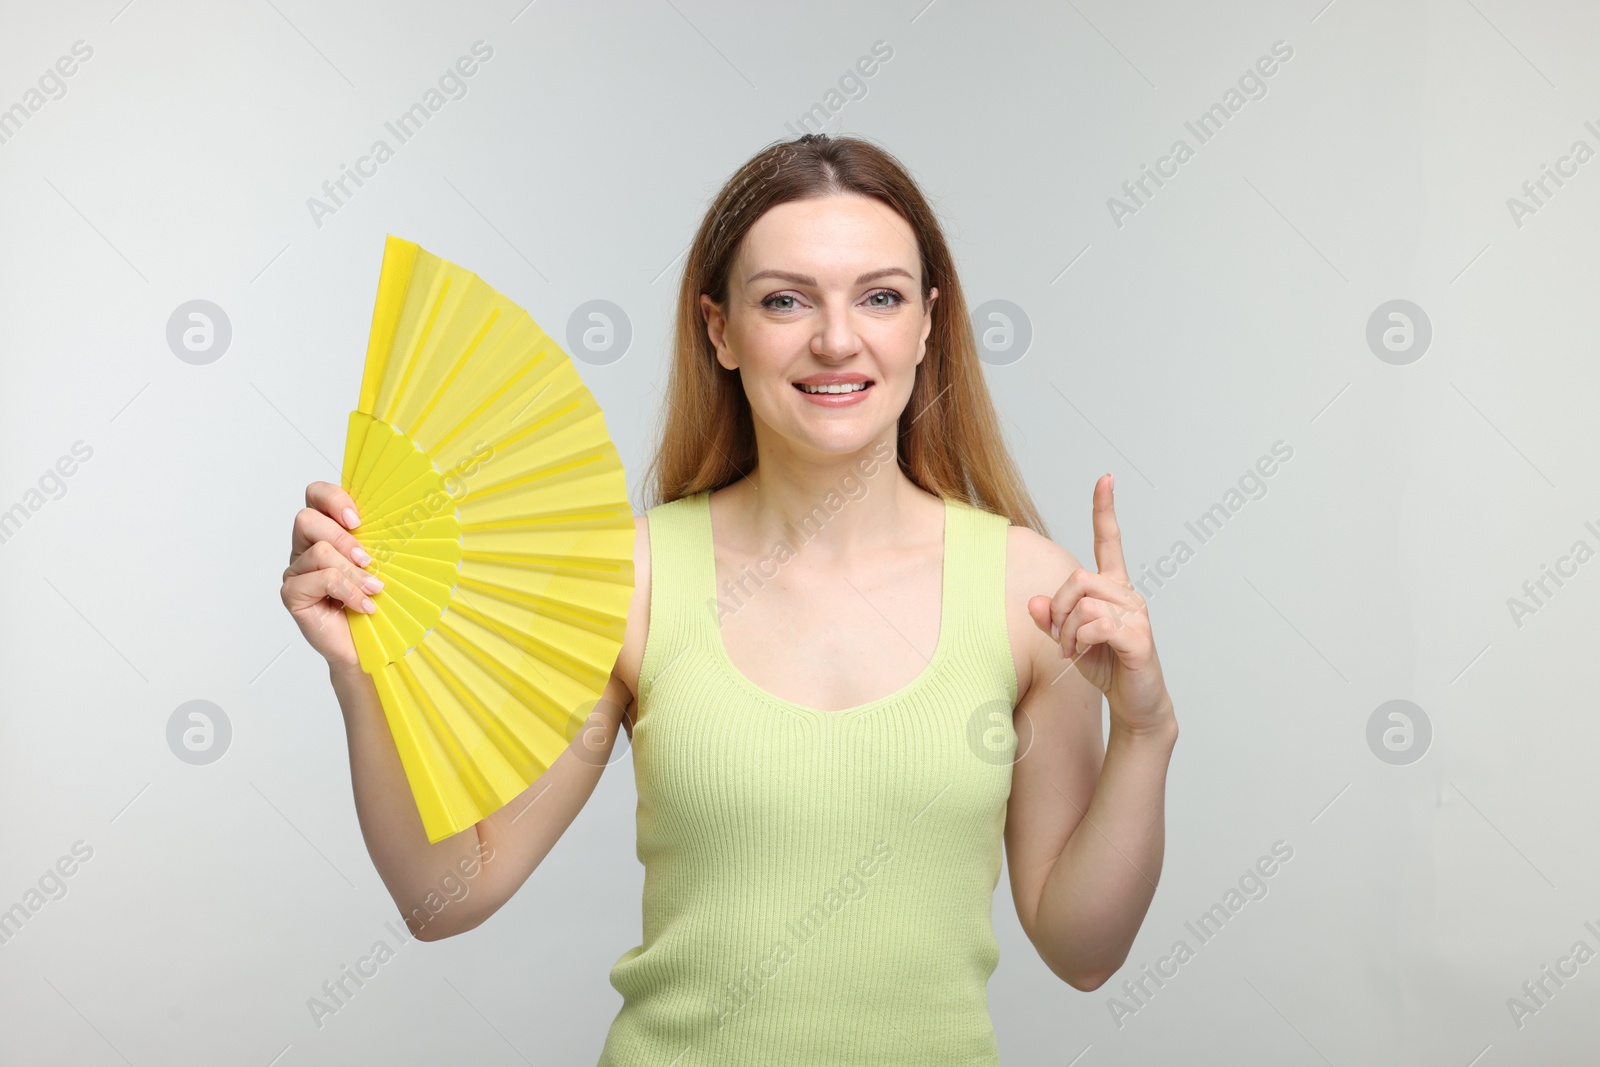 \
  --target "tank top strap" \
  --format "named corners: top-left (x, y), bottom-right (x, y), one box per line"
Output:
top-left (636, 490), bottom-right (715, 706)
top-left (941, 497), bottom-right (1018, 704)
